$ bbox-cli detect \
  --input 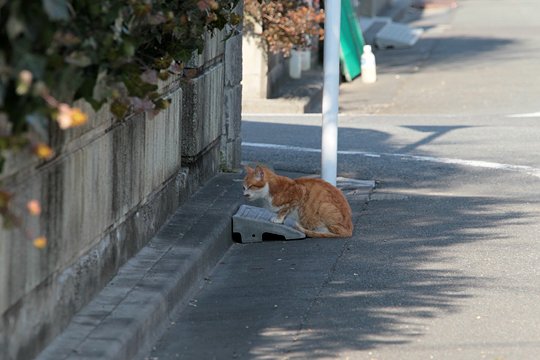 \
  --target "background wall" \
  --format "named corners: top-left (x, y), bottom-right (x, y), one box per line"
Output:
top-left (241, 26), bottom-right (287, 104)
top-left (0, 25), bottom-right (242, 360)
